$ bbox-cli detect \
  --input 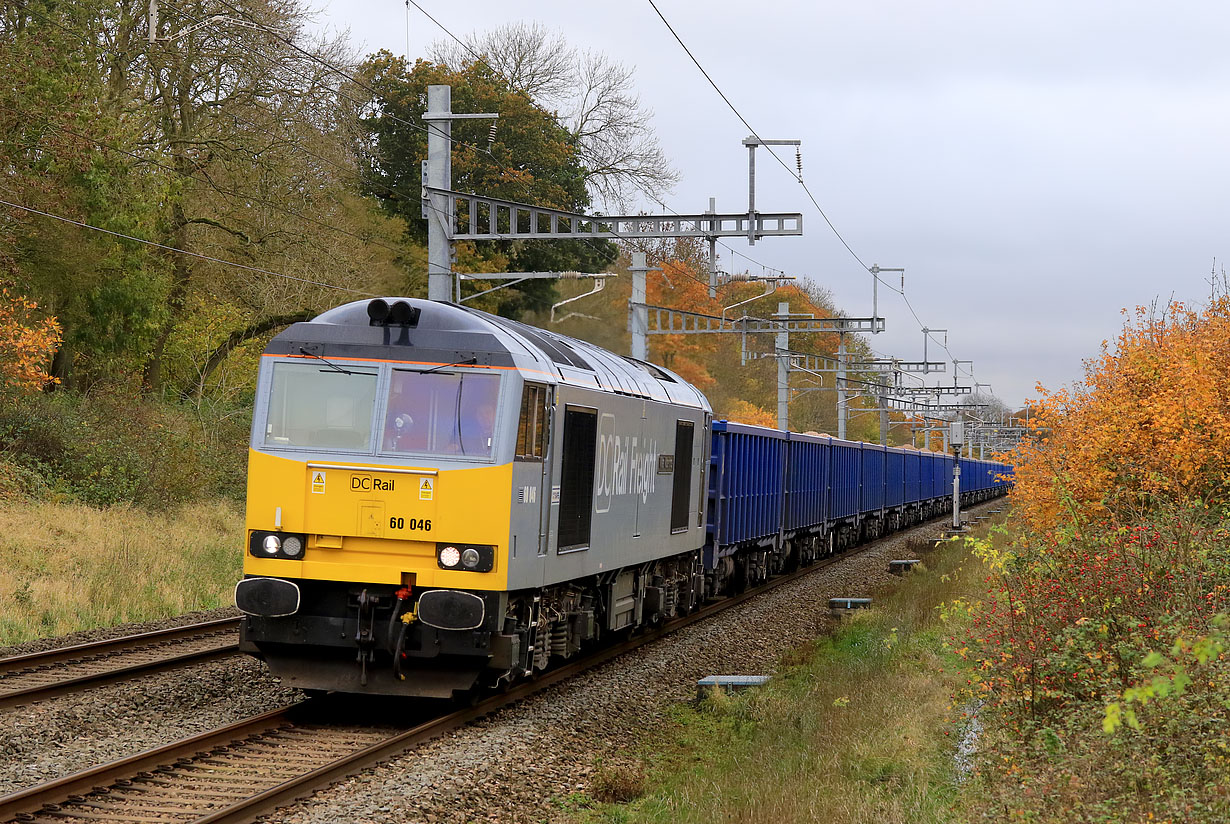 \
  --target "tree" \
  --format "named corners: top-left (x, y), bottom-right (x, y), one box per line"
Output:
top-left (1010, 295), bottom-right (1230, 533)
top-left (0, 0), bottom-right (170, 389)
top-left (429, 22), bottom-right (679, 211)
top-left (0, 1), bottom-right (410, 395)
top-left (357, 52), bottom-right (616, 316)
